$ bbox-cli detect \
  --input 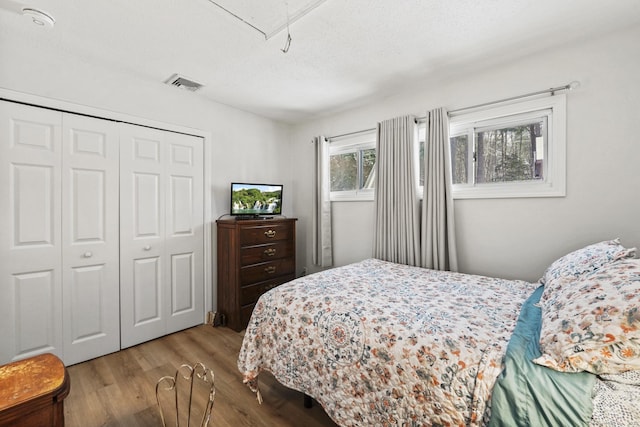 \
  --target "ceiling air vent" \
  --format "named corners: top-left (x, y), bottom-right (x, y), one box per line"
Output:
top-left (164, 74), bottom-right (203, 92)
